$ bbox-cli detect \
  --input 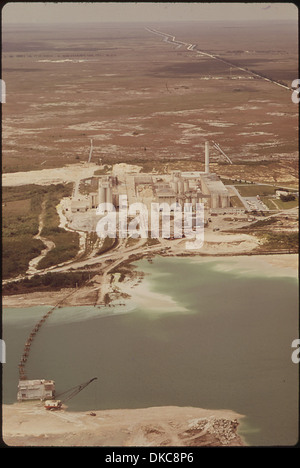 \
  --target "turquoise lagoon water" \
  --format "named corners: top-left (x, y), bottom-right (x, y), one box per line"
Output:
top-left (3, 256), bottom-right (299, 446)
